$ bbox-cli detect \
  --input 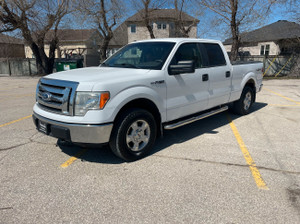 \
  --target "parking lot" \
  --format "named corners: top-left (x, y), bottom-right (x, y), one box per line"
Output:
top-left (0, 76), bottom-right (300, 223)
